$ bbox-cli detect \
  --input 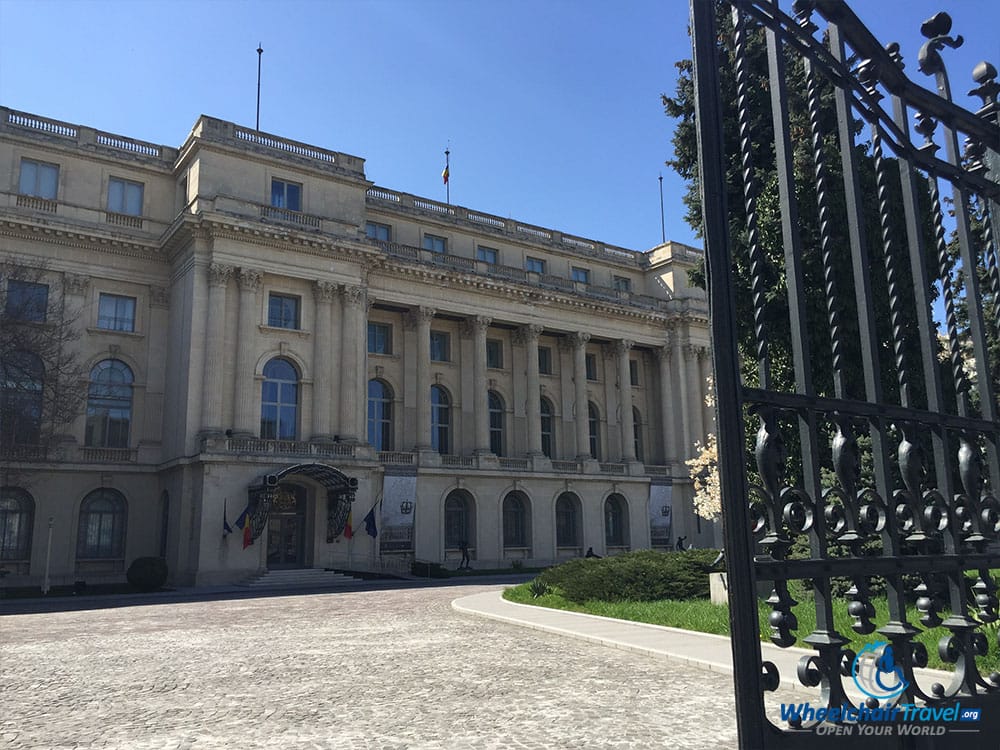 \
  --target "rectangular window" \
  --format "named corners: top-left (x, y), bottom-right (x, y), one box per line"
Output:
top-left (368, 322), bottom-right (392, 354)
top-left (613, 275), bottom-right (632, 293)
top-left (97, 293), bottom-right (136, 332)
top-left (267, 293), bottom-right (300, 330)
top-left (629, 359), bottom-right (640, 386)
top-left (18, 159), bottom-right (59, 199)
top-left (525, 256), bottom-right (546, 274)
top-left (537, 346), bottom-right (552, 375)
top-left (422, 234), bottom-right (447, 253)
top-left (585, 353), bottom-right (597, 381)
top-left (271, 178), bottom-right (302, 211)
top-left (430, 330), bottom-right (450, 362)
top-left (477, 246), bottom-right (498, 264)
top-left (571, 267), bottom-right (591, 284)
top-left (366, 222), bottom-right (391, 241)
top-left (5, 280), bottom-right (48, 323)
top-left (486, 339), bottom-right (503, 369)
top-left (107, 177), bottom-right (144, 216)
